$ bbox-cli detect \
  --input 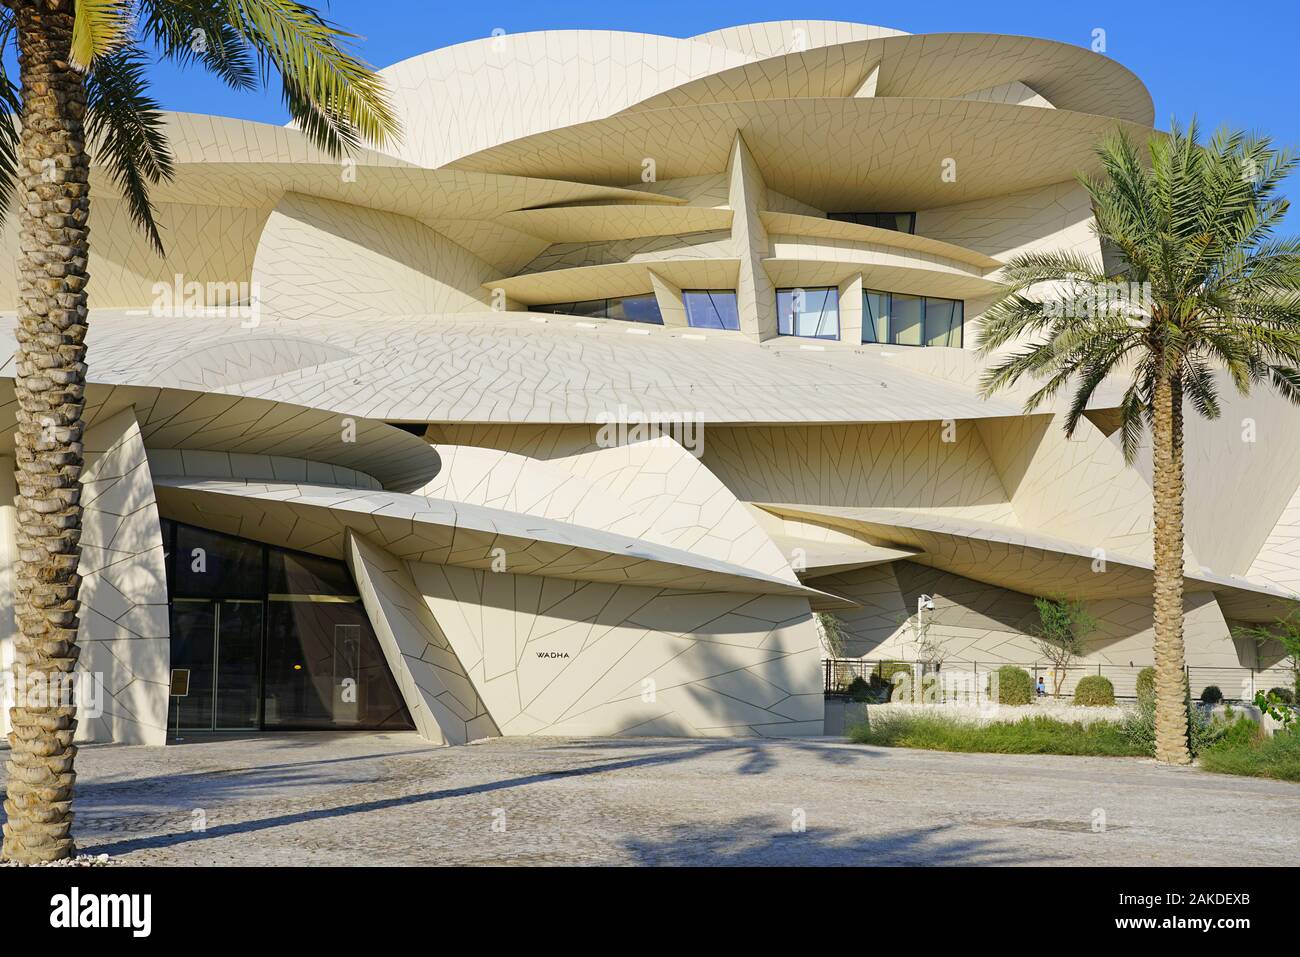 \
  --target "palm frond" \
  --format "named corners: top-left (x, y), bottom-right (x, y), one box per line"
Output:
top-left (221, 0), bottom-right (399, 154)
top-left (1116, 381), bottom-right (1149, 464)
top-left (0, 9), bottom-right (21, 218)
top-left (71, 0), bottom-right (133, 70)
top-left (137, 0), bottom-right (258, 91)
top-left (85, 44), bottom-right (176, 254)
top-left (983, 119), bottom-right (1300, 452)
